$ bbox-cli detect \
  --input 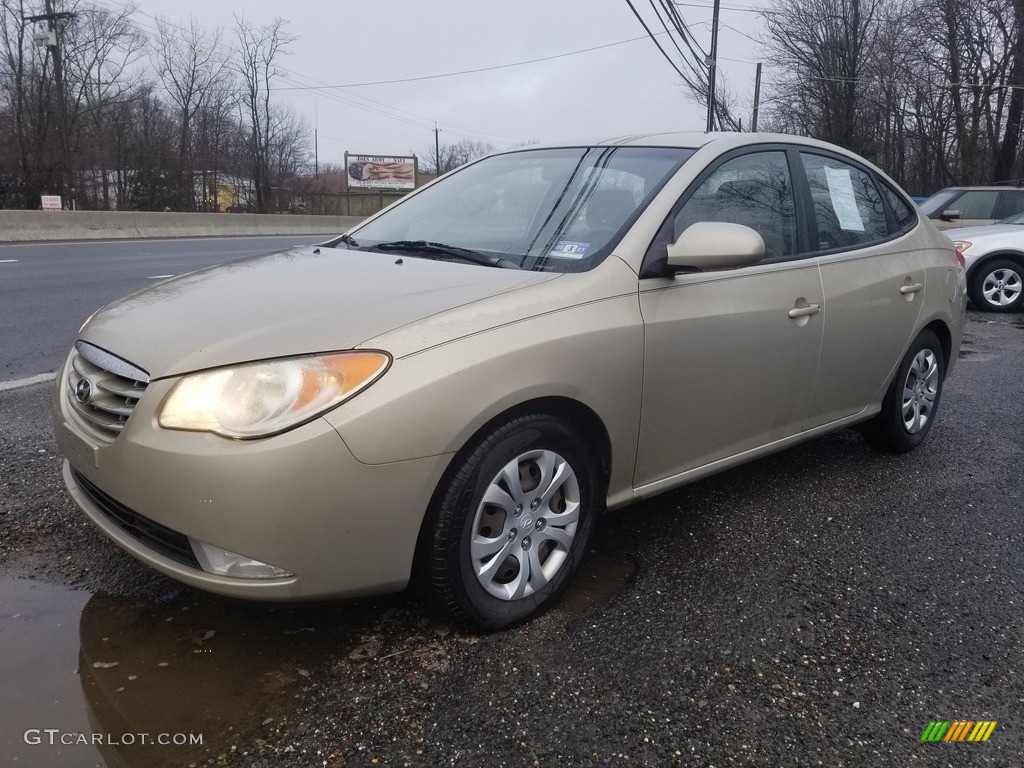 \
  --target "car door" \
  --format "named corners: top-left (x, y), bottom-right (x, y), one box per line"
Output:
top-left (797, 152), bottom-right (926, 428)
top-left (634, 149), bottom-right (824, 489)
top-left (945, 189), bottom-right (1001, 228)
